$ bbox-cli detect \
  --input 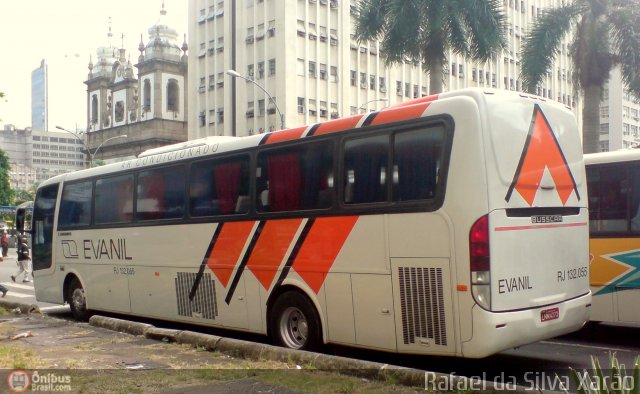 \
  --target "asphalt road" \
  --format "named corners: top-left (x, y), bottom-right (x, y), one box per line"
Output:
top-left (0, 254), bottom-right (61, 312)
top-left (2, 254), bottom-right (638, 388)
